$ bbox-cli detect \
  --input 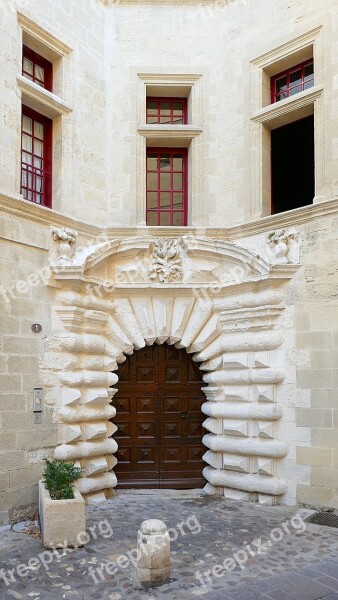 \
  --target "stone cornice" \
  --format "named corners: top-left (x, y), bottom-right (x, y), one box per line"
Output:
top-left (0, 194), bottom-right (101, 241)
top-left (250, 26), bottom-right (322, 68)
top-left (138, 73), bottom-right (202, 81)
top-left (17, 76), bottom-right (73, 118)
top-left (251, 86), bottom-right (323, 125)
top-left (137, 125), bottom-right (203, 138)
top-left (1, 193), bottom-right (338, 244)
top-left (17, 11), bottom-right (72, 56)
top-left (101, 0), bottom-right (223, 4)
top-left (227, 197), bottom-right (338, 239)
